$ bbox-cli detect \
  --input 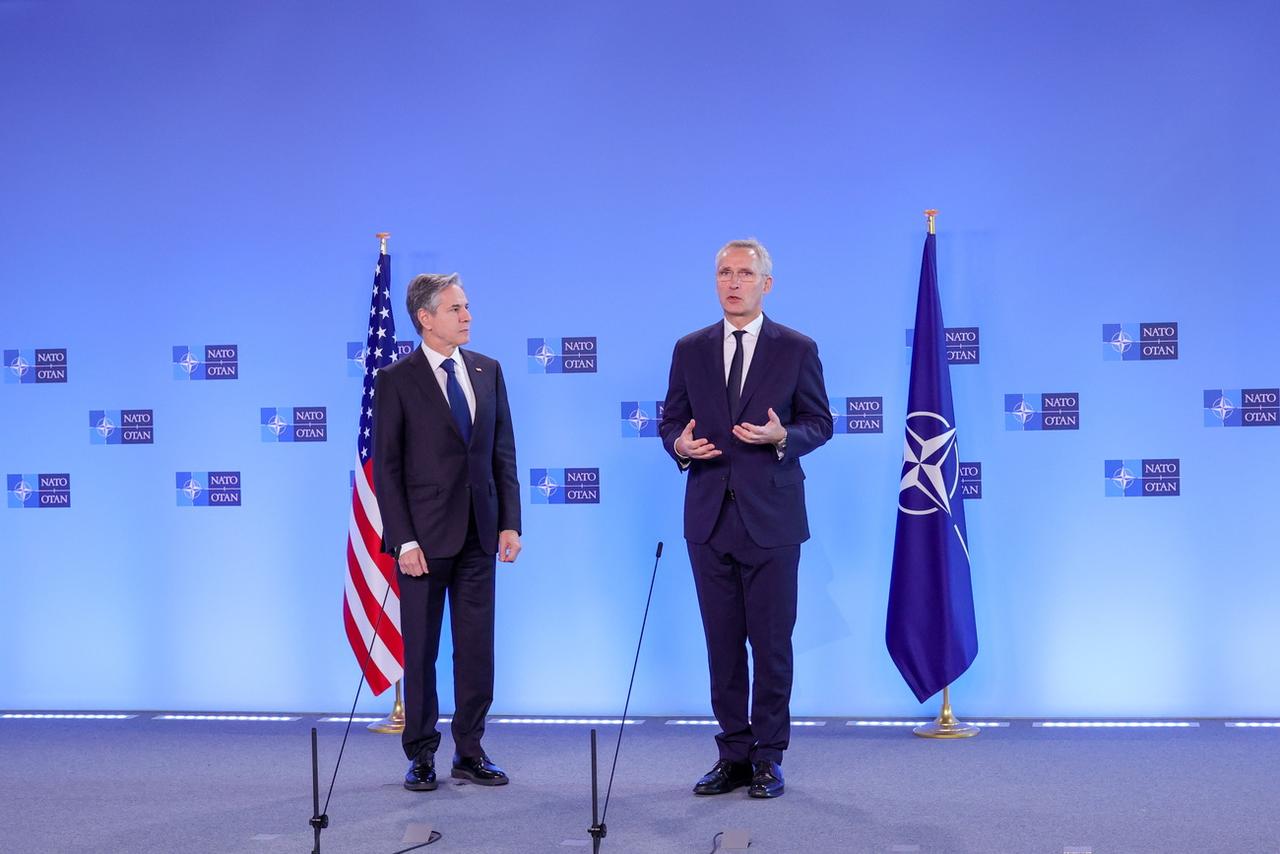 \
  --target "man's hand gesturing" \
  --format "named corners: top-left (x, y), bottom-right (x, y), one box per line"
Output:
top-left (674, 419), bottom-right (722, 460)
